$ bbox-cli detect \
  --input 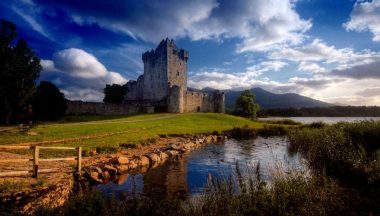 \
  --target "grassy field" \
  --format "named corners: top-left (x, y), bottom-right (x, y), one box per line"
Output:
top-left (0, 113), bottom-right (264, 152)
